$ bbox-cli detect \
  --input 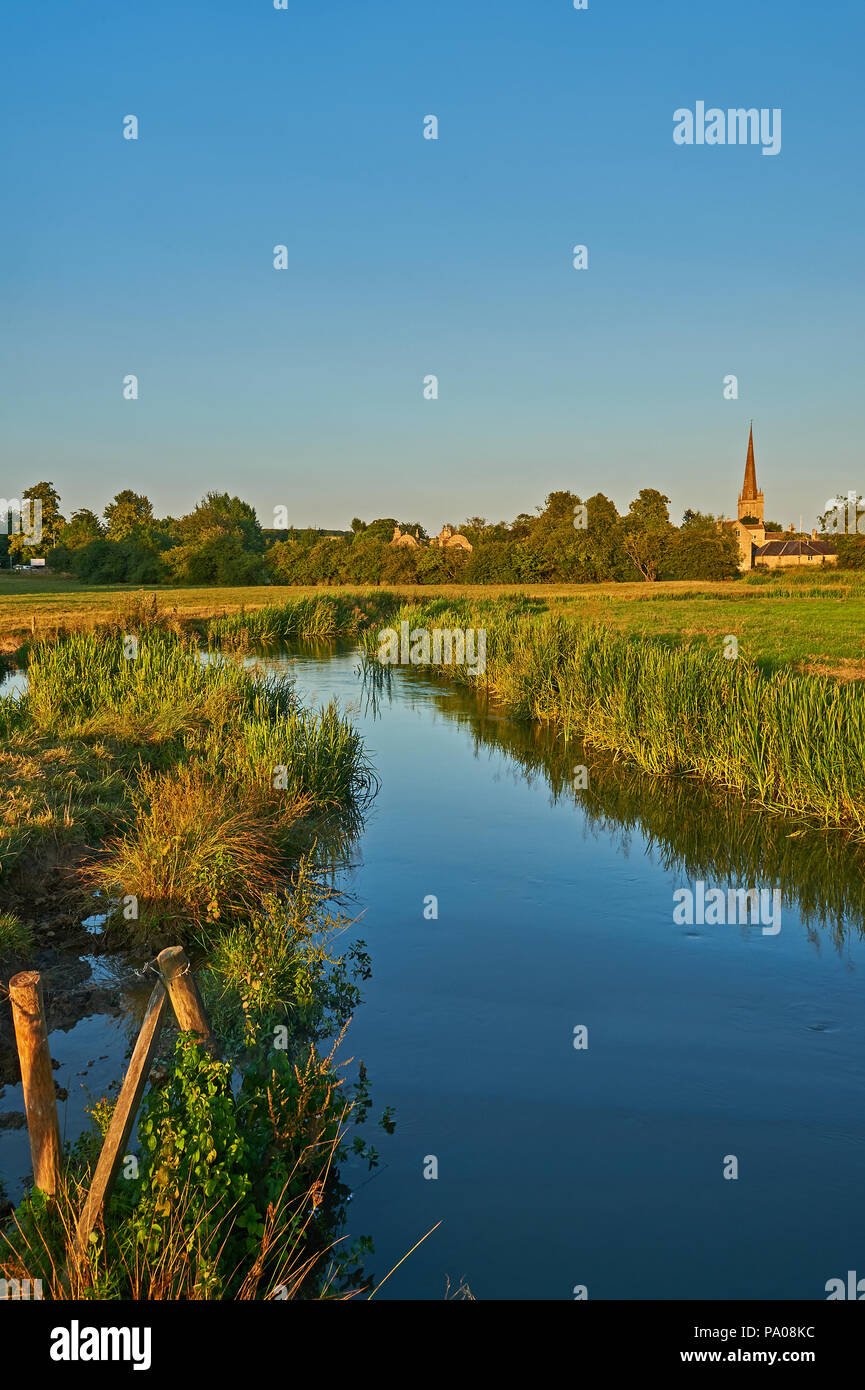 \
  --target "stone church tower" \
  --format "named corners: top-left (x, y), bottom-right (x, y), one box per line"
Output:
top-left (730, 424), bottom-right (765, 569)
top-left (737, 424), bottom-right (764, 526)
